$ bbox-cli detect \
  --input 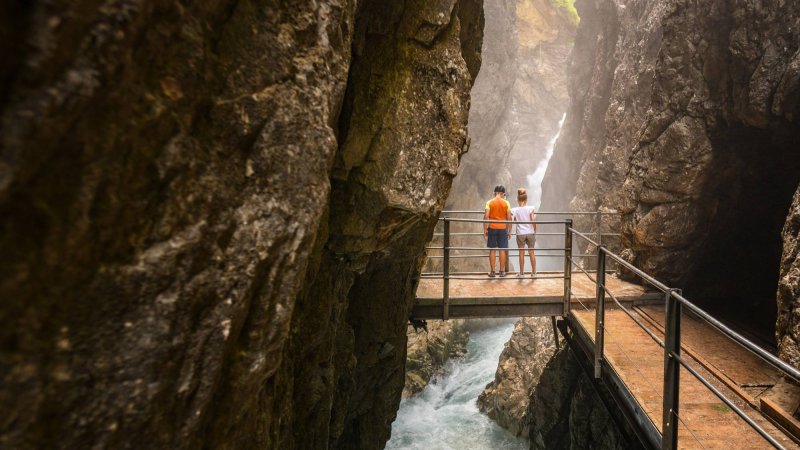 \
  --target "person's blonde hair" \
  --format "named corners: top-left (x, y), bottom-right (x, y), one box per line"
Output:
top-left (517, 188), bottom-right (528, 202)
